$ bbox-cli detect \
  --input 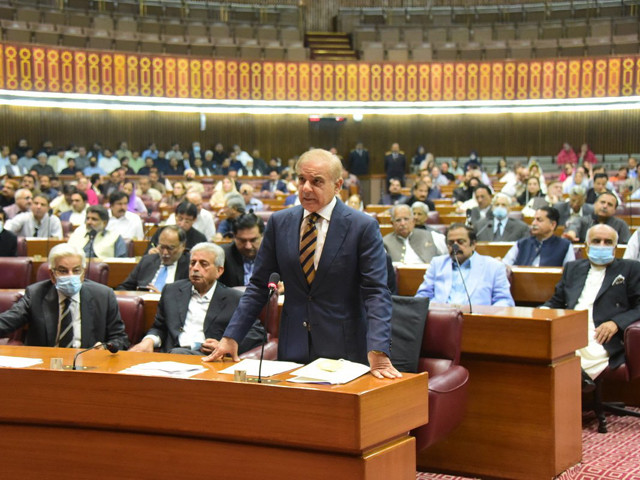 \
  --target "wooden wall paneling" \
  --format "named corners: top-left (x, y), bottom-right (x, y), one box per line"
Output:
top-left (1, 106), bottom-right (640, 175)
